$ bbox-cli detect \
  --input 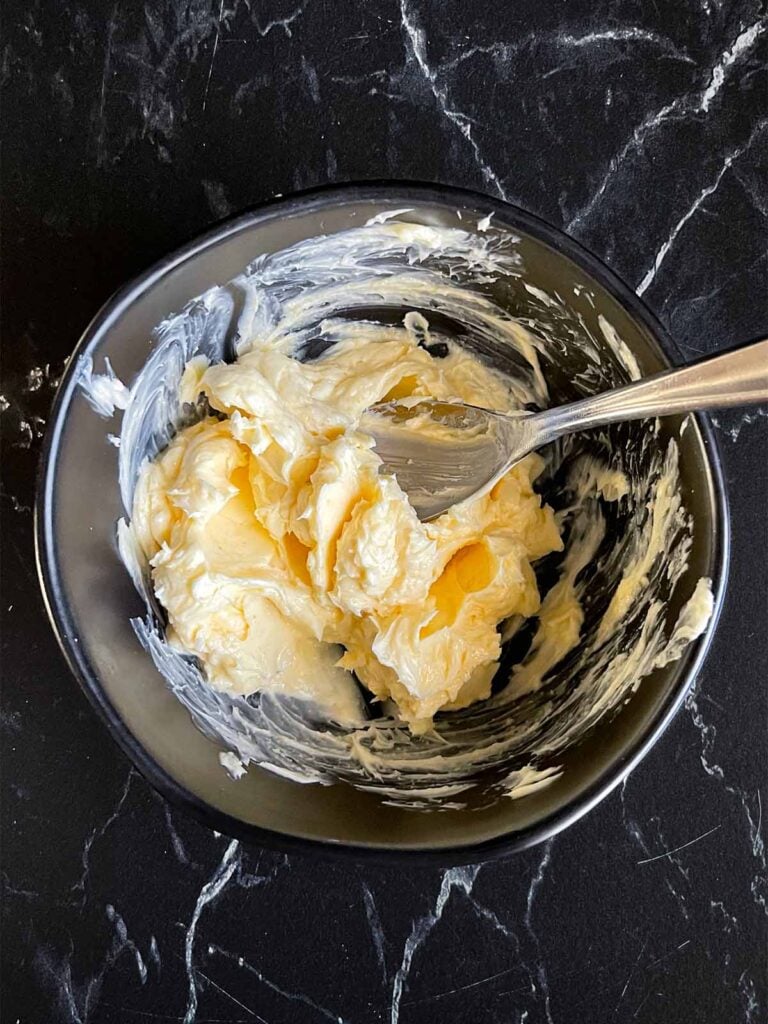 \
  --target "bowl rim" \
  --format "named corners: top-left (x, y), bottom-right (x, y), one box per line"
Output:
top-left (35, 180), bottom-right (730, 865)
